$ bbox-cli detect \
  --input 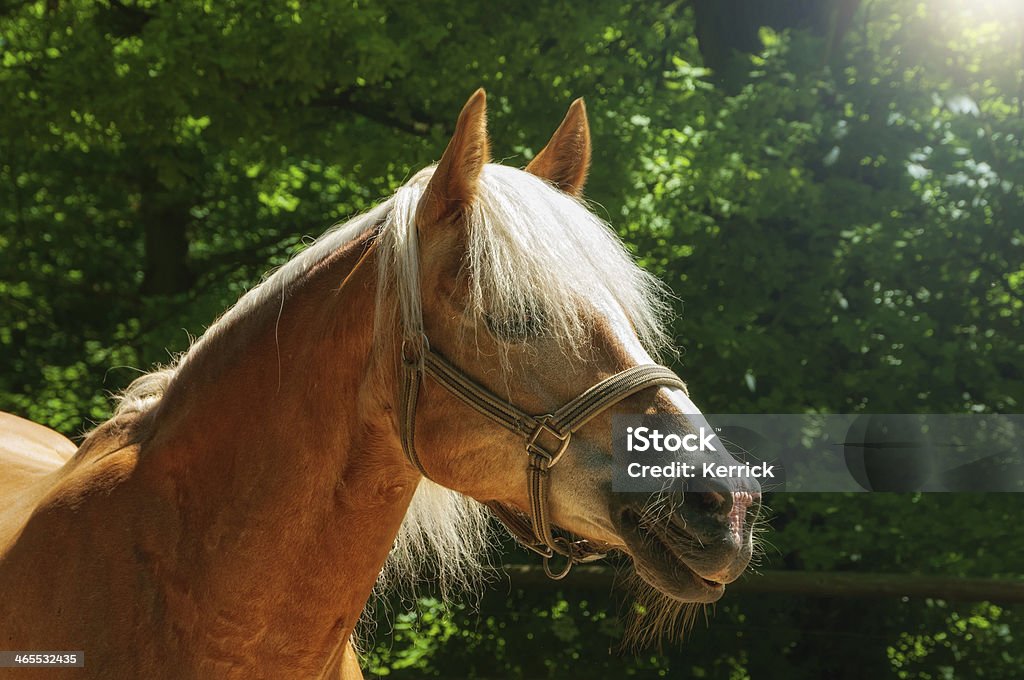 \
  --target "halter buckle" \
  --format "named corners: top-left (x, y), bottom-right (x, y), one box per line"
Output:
top-left (525, 416), bottom-right (571, 467)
